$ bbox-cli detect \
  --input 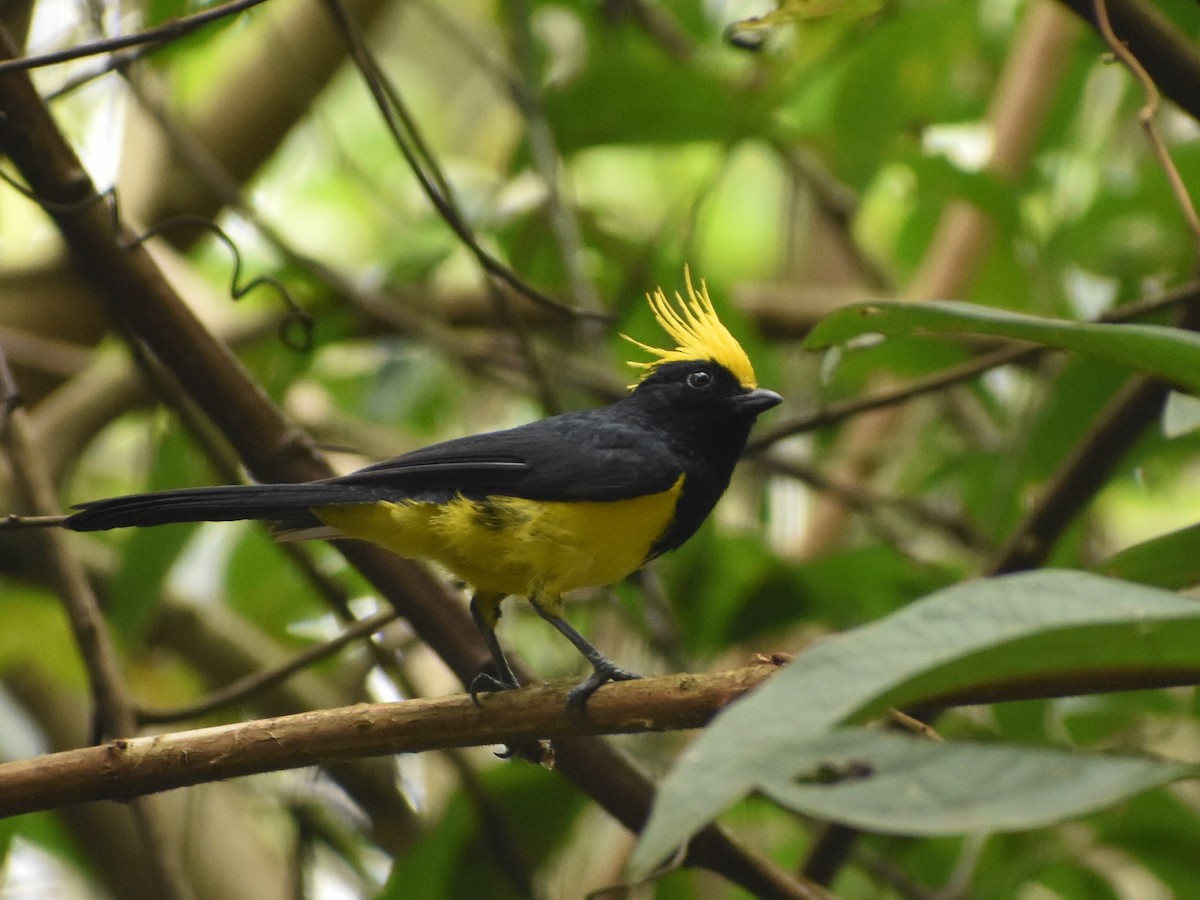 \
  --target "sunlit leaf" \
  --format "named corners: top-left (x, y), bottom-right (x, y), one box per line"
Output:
top-left (1095, 523), bottom-right (1200, 589)
top-left (805, 300), bottom-right (1200, 394)
top-left (631, 571), bottom-right (1200, 875)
